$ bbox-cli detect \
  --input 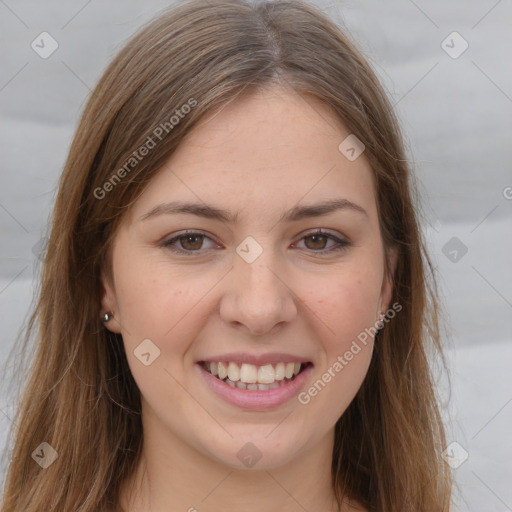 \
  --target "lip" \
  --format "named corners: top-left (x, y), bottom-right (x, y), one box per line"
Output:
top-left (196, 361), bottom-right (313, 411)
top-left (197, 352), bottom-right (312, 366)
